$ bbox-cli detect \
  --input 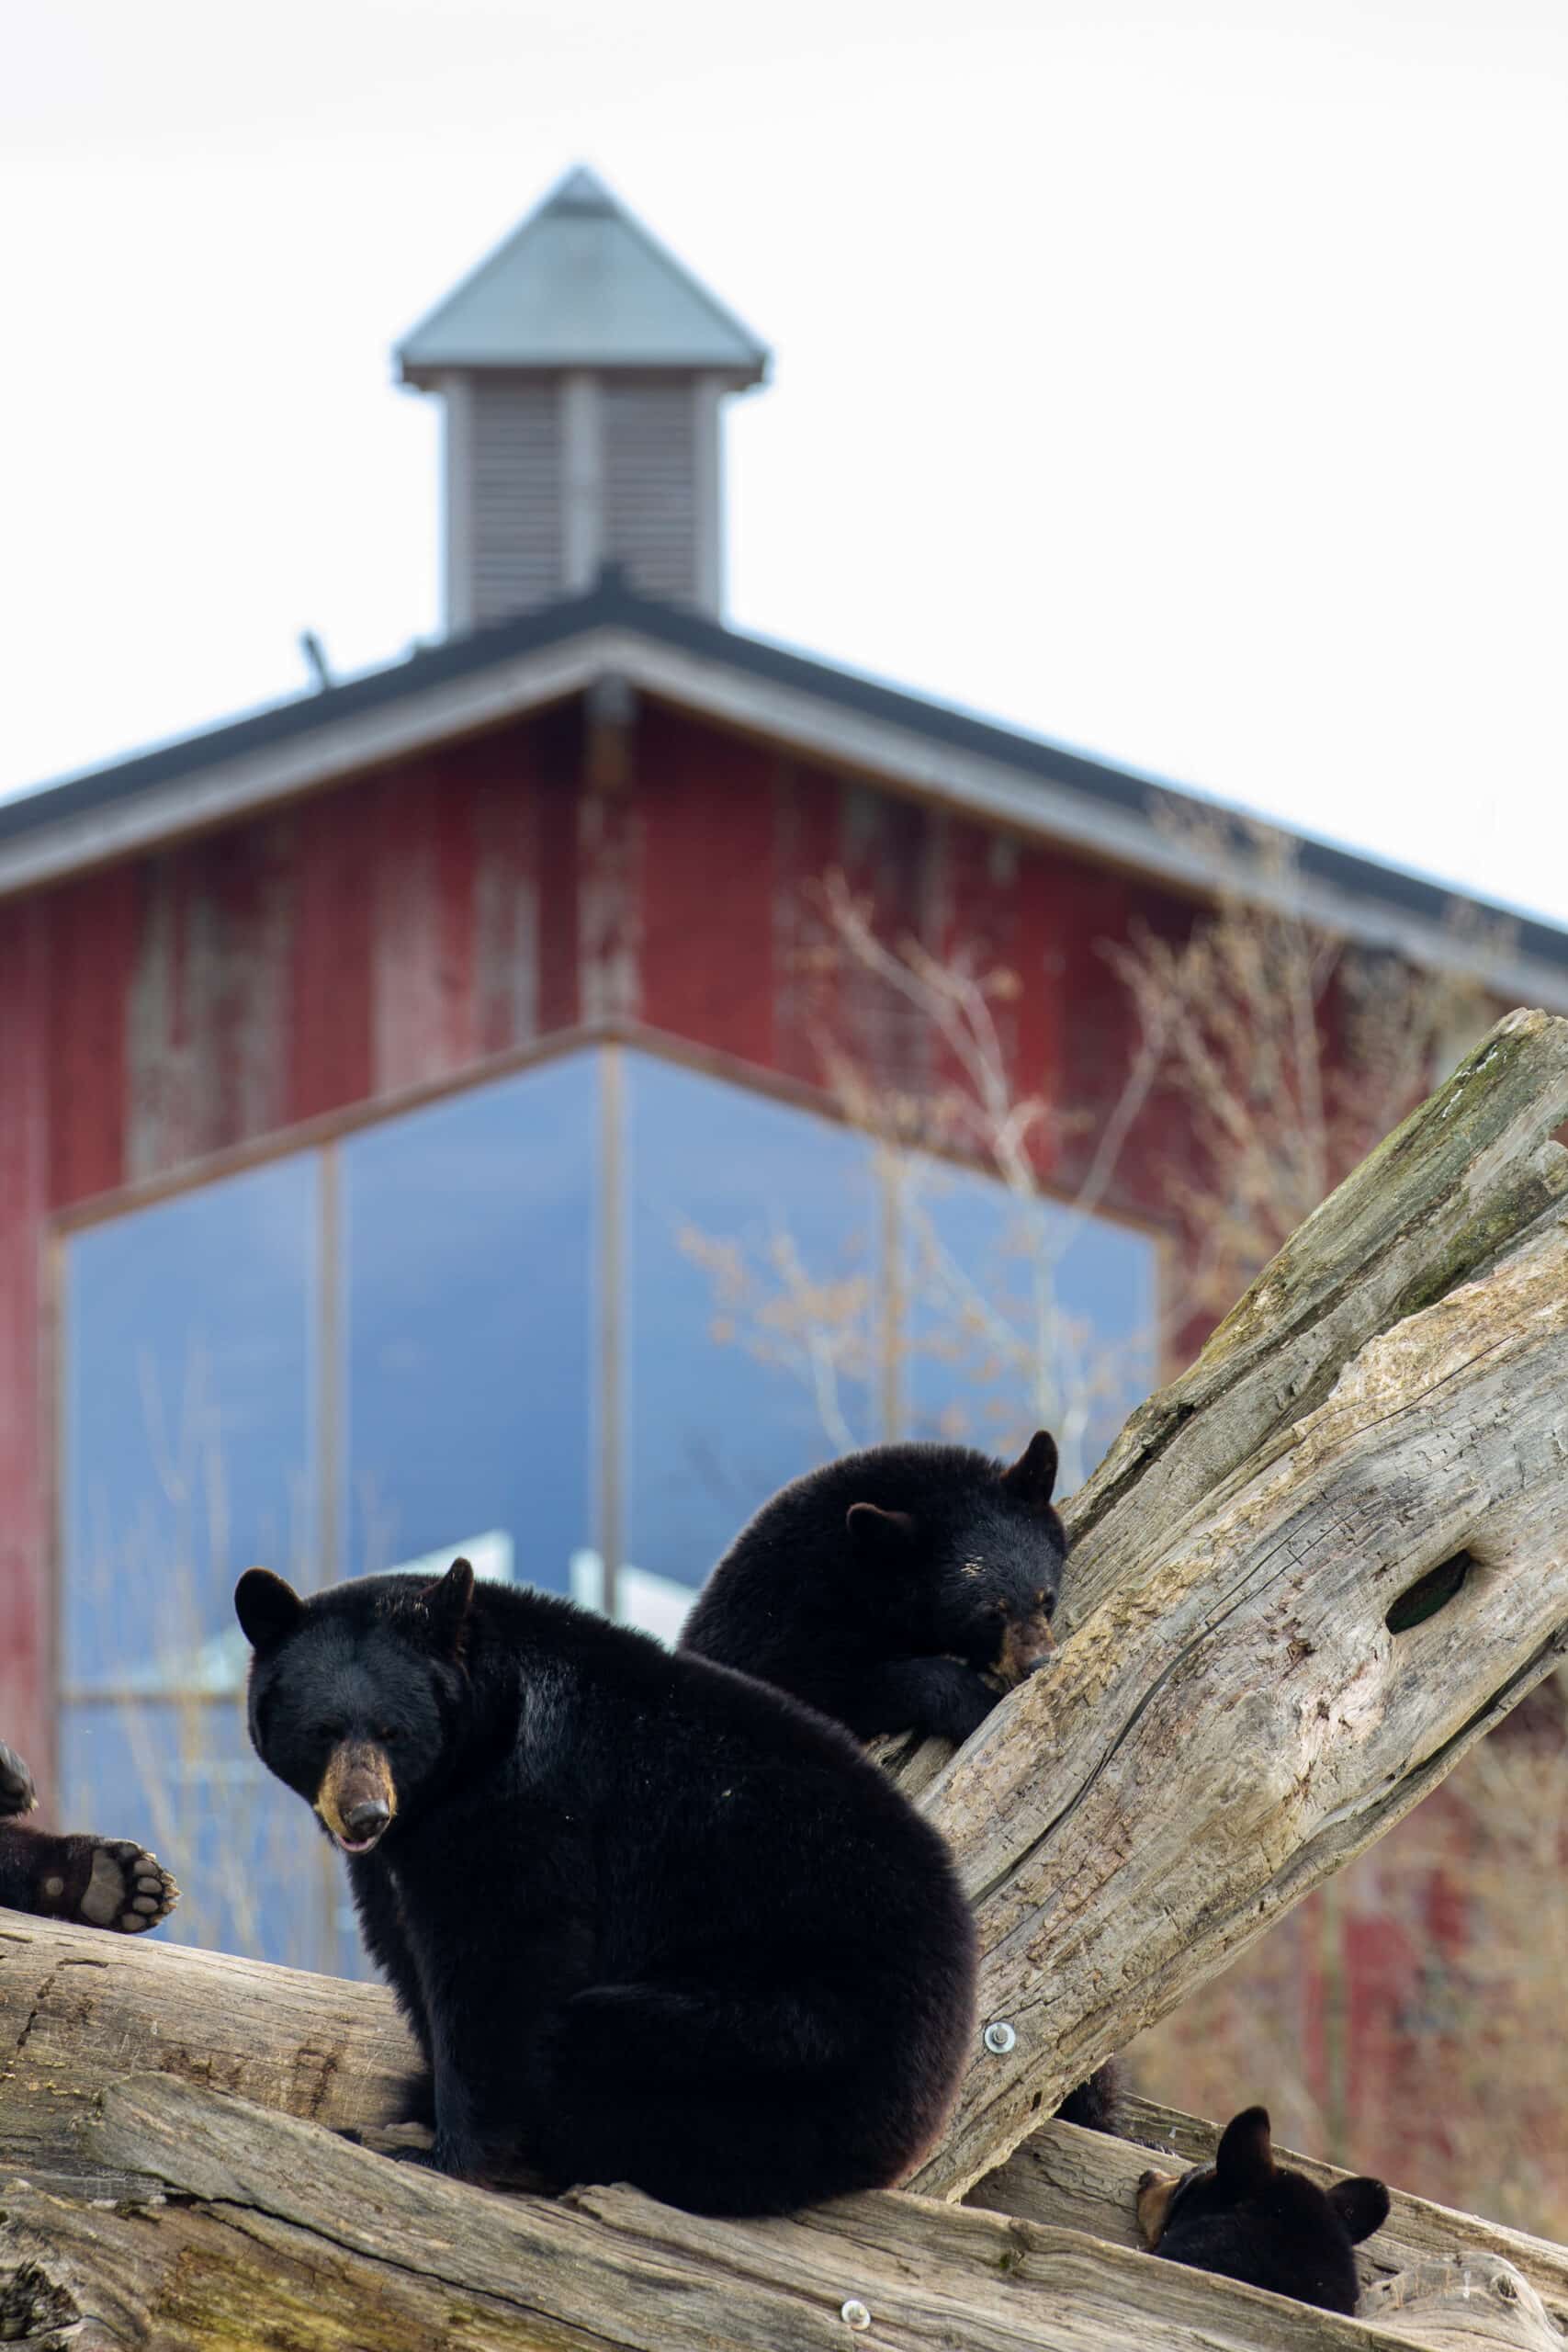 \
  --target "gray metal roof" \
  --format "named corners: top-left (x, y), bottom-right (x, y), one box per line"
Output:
top-left (6, 569), bottom-right (1567, 1017)
top-left (397, 166), bottom-right (771, 385)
